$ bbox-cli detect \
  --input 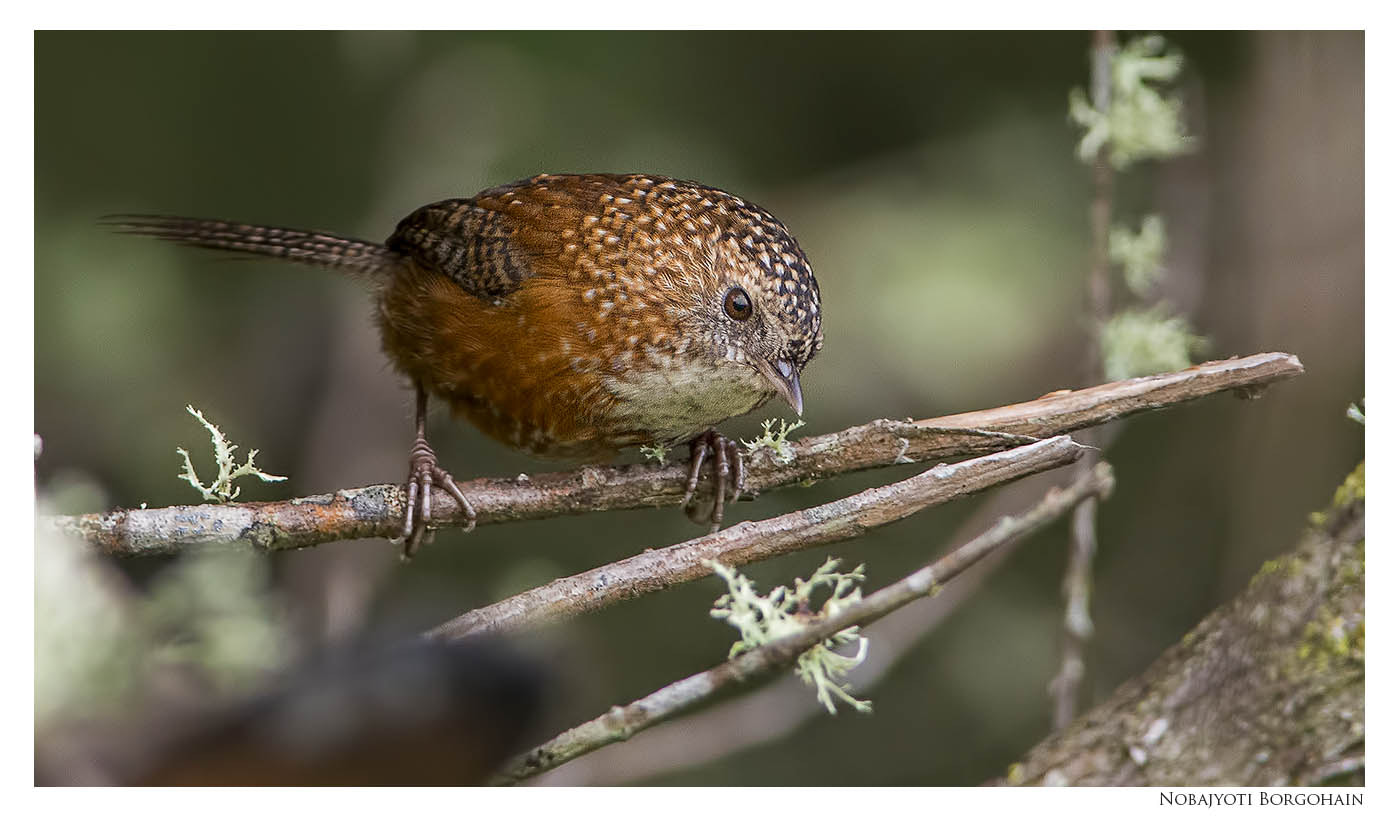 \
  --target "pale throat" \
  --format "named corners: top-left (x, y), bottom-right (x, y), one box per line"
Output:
top-left (601, 354), bottom-right (774, 446)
